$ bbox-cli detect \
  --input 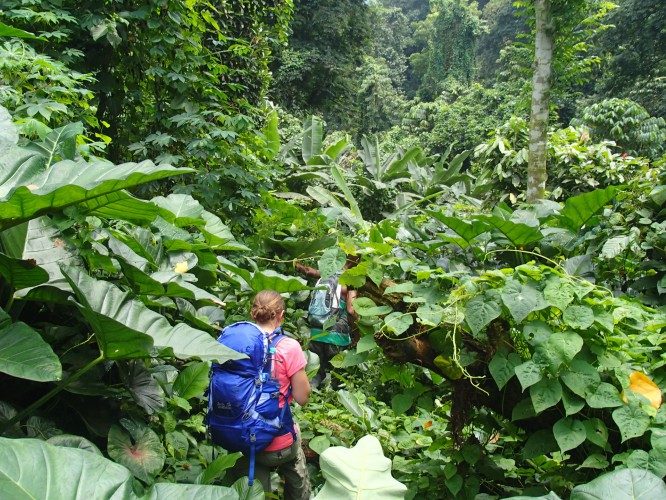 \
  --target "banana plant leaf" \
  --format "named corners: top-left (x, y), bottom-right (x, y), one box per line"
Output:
top-left (302, 115), bottom-right (324, 163)
top-left (0, 307), bottom-right (61, 382)
top-left (61, 266), bottom-right (241, 363)
top-left (0, 436), bottom-right (240, 499)
top-left (314, 435), bottom-right (407, 499)
top-left (0, 145), bottom-right (193, 229)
